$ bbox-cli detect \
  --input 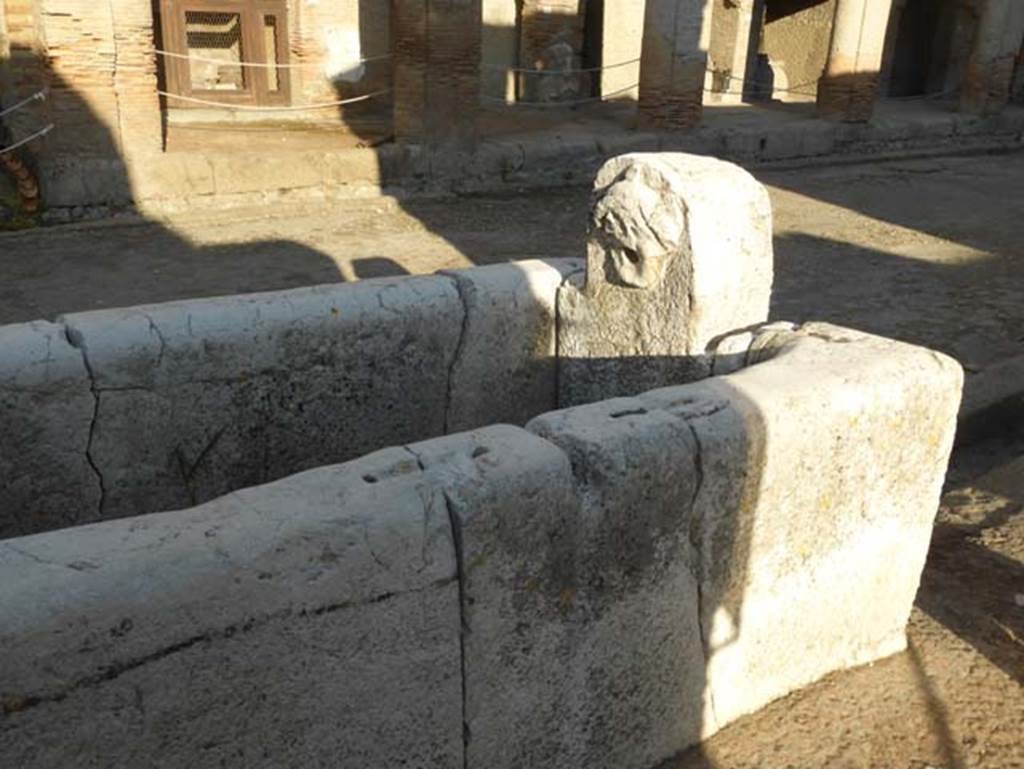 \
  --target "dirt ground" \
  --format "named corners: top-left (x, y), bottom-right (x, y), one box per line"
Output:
top-left (1, 150), bottom-right (1022, 767)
